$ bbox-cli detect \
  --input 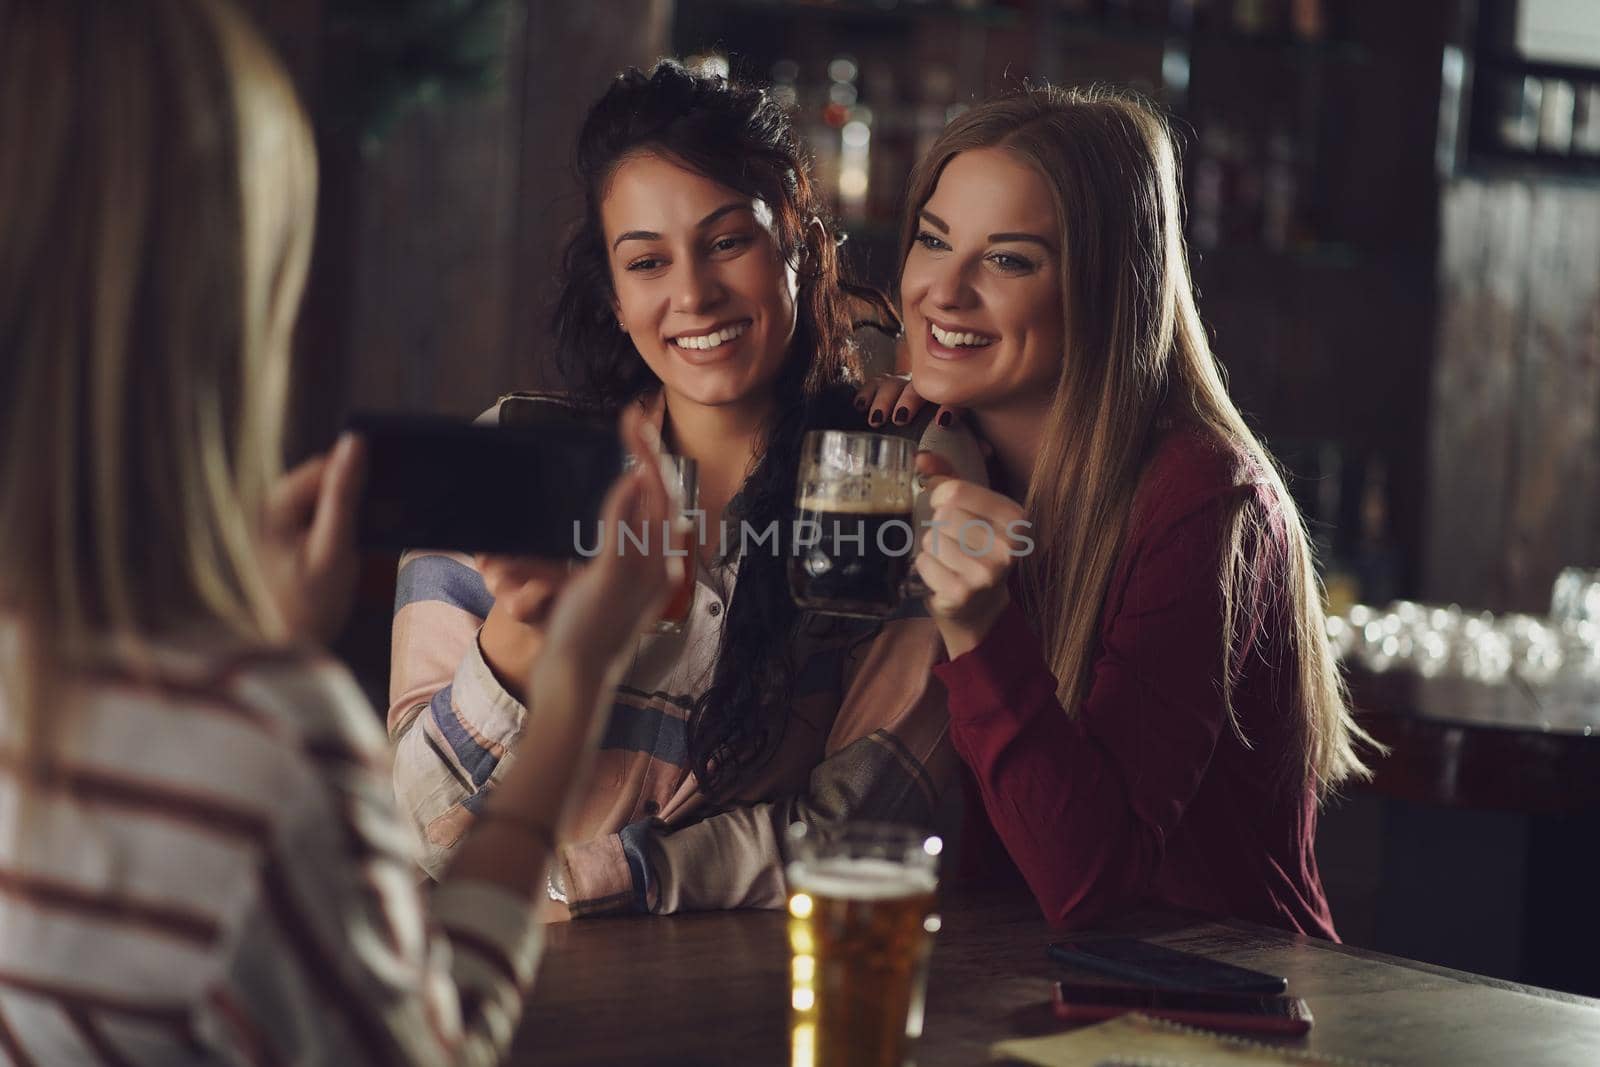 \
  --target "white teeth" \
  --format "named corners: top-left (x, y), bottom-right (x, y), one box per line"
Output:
top-left (673, 321), bottom-right (749, 351)
top-left (930, 323), bottom-right (995, 348)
